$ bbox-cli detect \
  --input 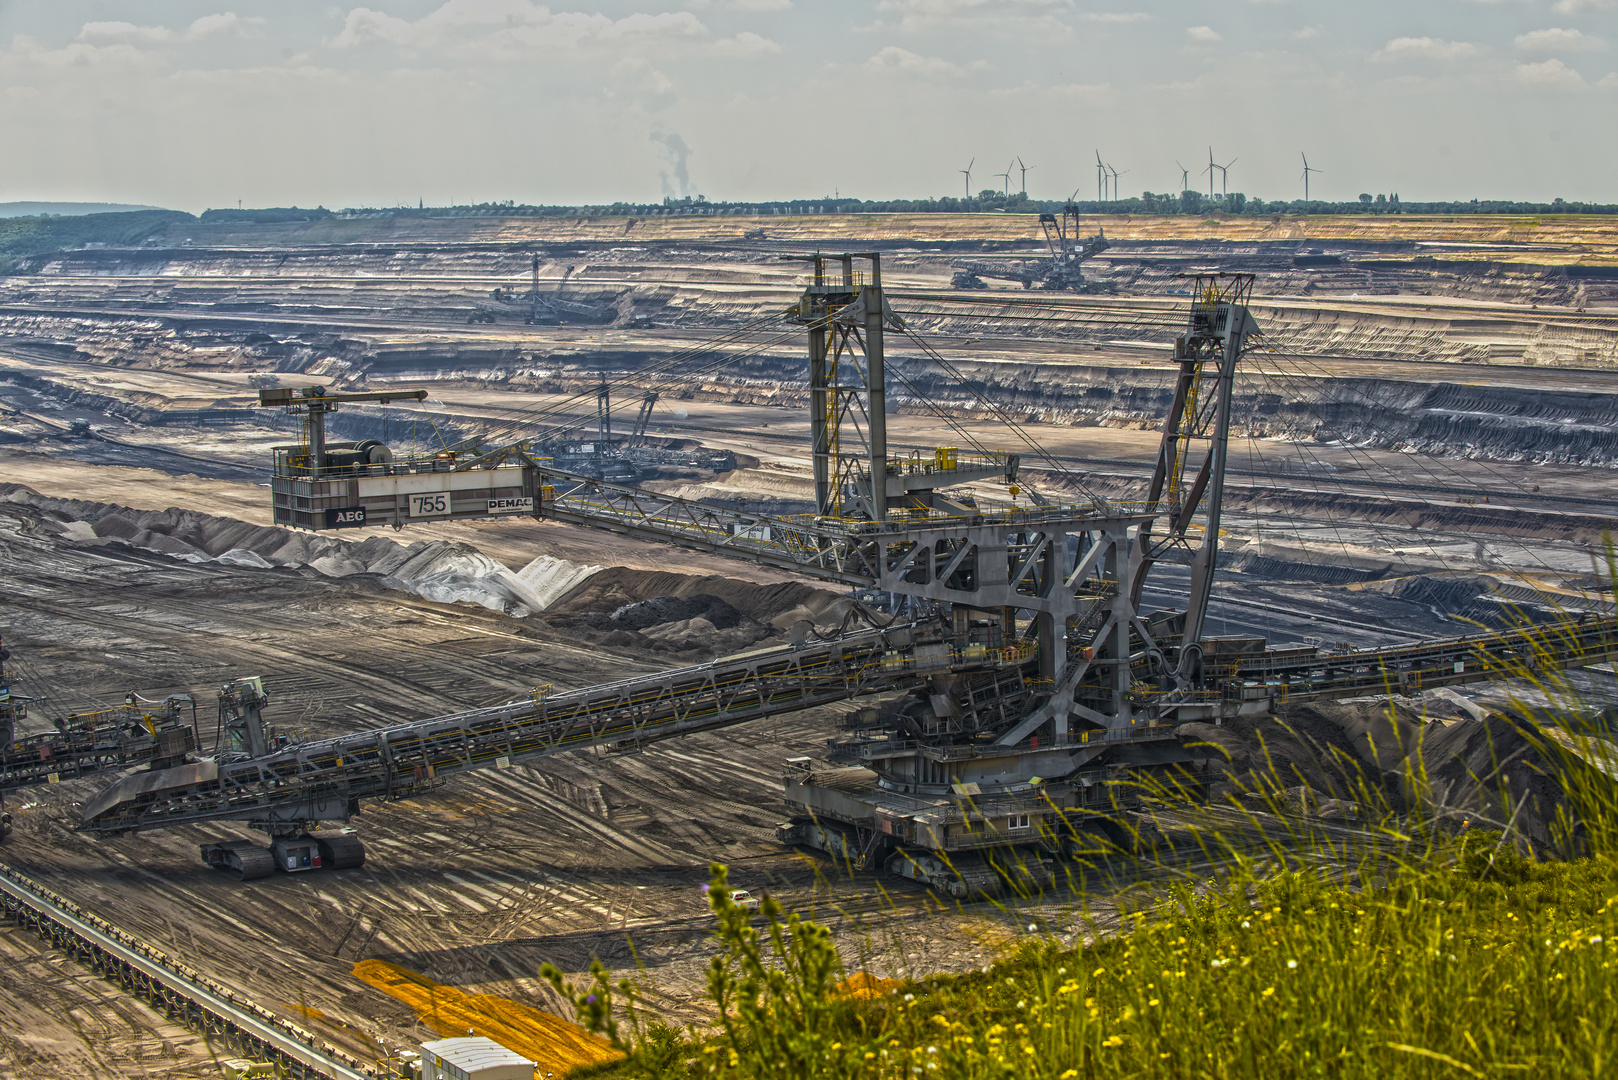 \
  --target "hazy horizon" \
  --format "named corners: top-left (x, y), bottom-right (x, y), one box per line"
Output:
top-left (2, 1), bottom-right (1614, 212)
